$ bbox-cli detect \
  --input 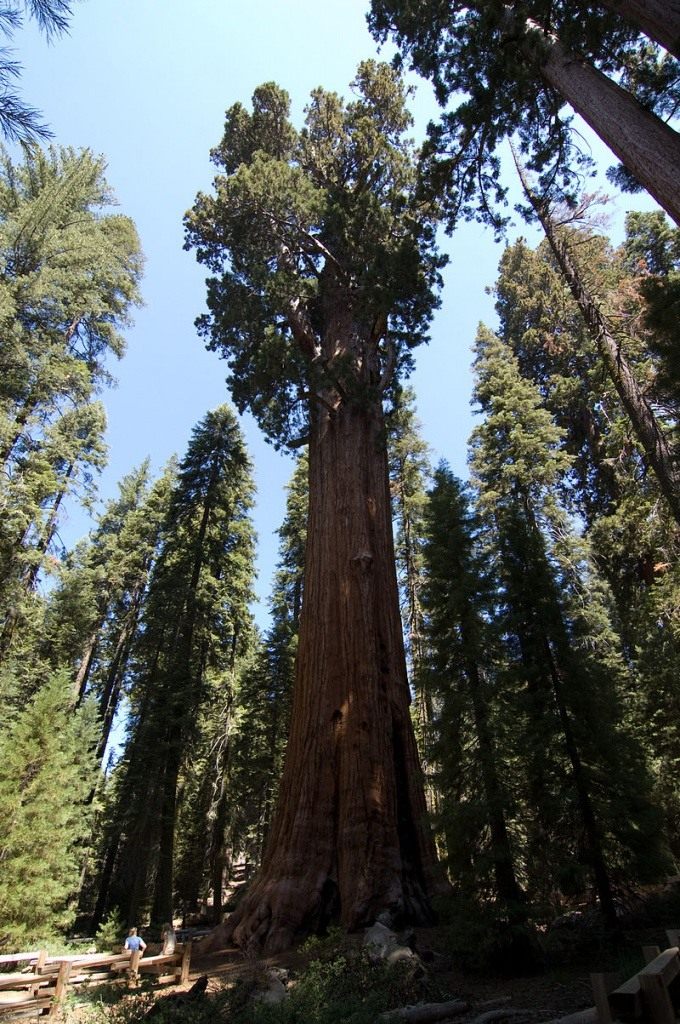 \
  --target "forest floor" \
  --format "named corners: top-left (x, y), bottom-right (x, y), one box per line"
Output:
top-left (176, 925), bottom-right (622, 1019)
top-left (62, 915), bottom-right (678, 1024)
top-left (188, 864), bottom-right (590, 1019)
